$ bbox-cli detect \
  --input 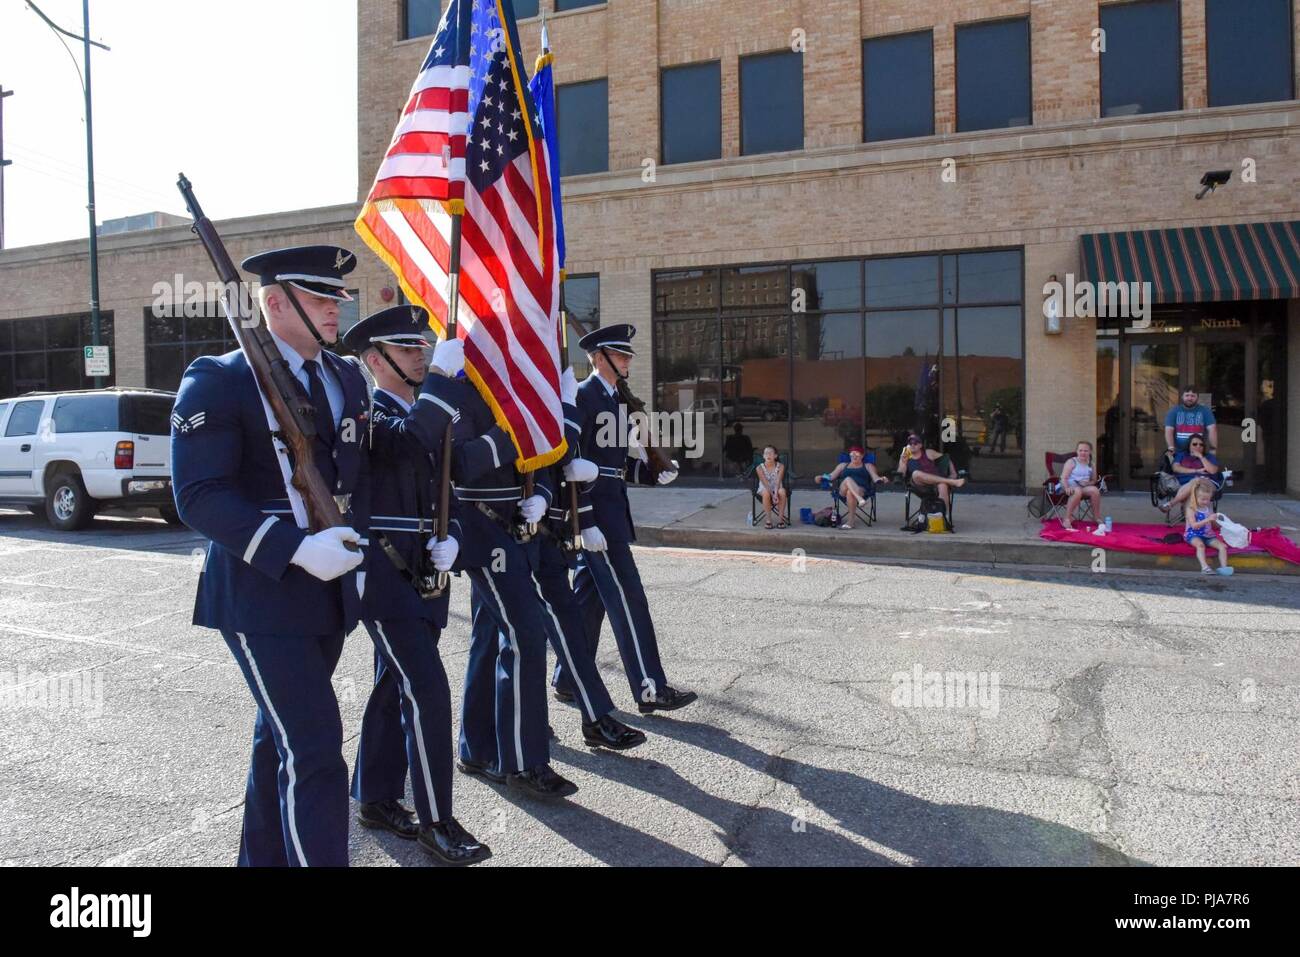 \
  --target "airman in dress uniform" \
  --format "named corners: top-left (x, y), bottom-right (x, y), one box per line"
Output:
top-left (341, 305), bottom-right (490, 865)
top-left (171, 245), bottom-right (370, 867)
top-left (553, 325), bottom-right (697, 715)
